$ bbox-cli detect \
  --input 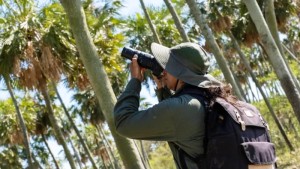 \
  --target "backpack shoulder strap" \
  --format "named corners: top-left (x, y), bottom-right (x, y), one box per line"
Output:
top-left (175, 85), bottom-right (209, 108)
top-left (175, 85), bottom-right (210, 156)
